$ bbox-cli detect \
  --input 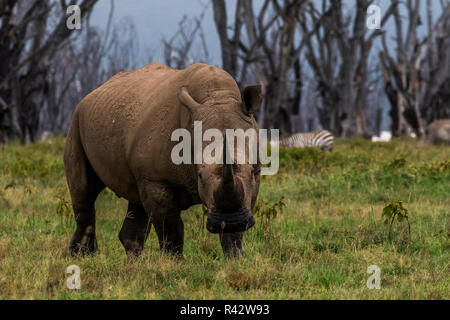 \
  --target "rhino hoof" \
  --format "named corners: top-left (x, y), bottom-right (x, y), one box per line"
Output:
top-left (69, 232), bottom-right (98, 256)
